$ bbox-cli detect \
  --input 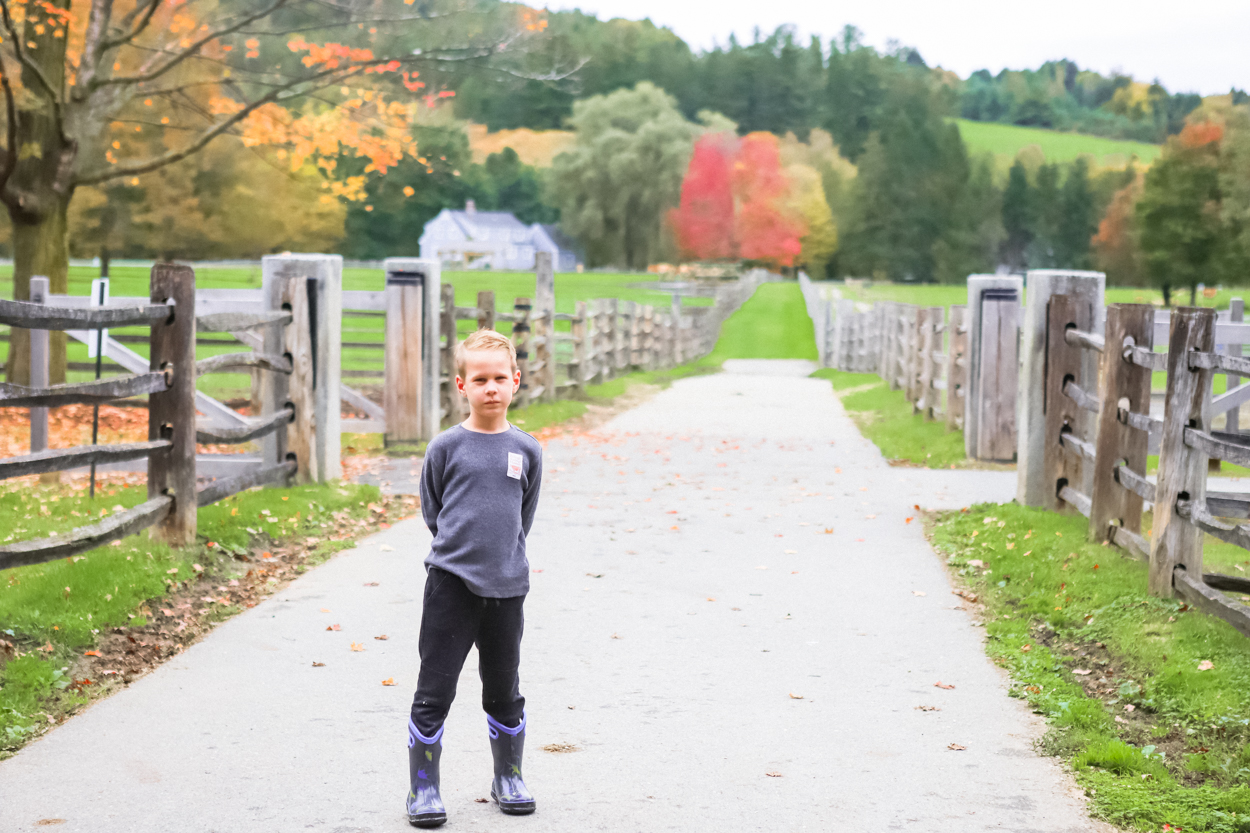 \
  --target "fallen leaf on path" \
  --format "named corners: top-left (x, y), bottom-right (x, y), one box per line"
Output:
top-left (1020, 644), bottom-right (1033, 653)
top-left (326, 624), bottom-right (341, 632)
top-left (474, 798), bottom-right (489, 804)
top-left (364, 582), bottom-right (379, 587)
top-left (952, 590), bottom-right (978, 603)
top-left (542, 742), bottom-right (579, 753)
top-left (915, 705), bottom-right (940, 711)
top-left (1198, 660), bottom-right (1214, 671)
top-left (34, 820), bottom-right (65, 827)
top-left (865, 514), bottom-right (876, 519)
top-left (374, 635), bottom-right (389, 641)
top-left (1124, 704), bottom-right (1136, 713)
top-left (381, 678), bottom-right (396, 686)
top-left (320, 608), bottom-right (330, 612)
top-left (821, 528), bottom-right (833, 534)
top-left (905, 517), bottom-right (914, 524)
top-left (83, 650), bottom-right (101, 657)
top-left (788, 693), bottom-right (804, 700)
top-left (670, 525), bottom-right (680, 531)
top-left (707, 597), bottom-right (716, 602)
top-left (350, 642), bottom-right (365, 652)
top-left (586, 573), bottom-right (604, 578)
top-left (312, 662), bottom-right (325, 667)
top-left (1072, 669), bottom-right (1092, 675)
top-left (859, 487), bottom-right (867, 492)
top-left (610, 633), bottom-right (621, 639)
top-left (947, 743), bottom-right (967, 751)
top-left (912, 590), bottom-right (926, 597)
top-left (765, 771), bottom-right (783, 777)
top-left (756, 565), bottom-right (767, 570)
top-left (934, 682), bottom-right (955, 690)
top-left (731, 607), bottom-right (741, 611)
